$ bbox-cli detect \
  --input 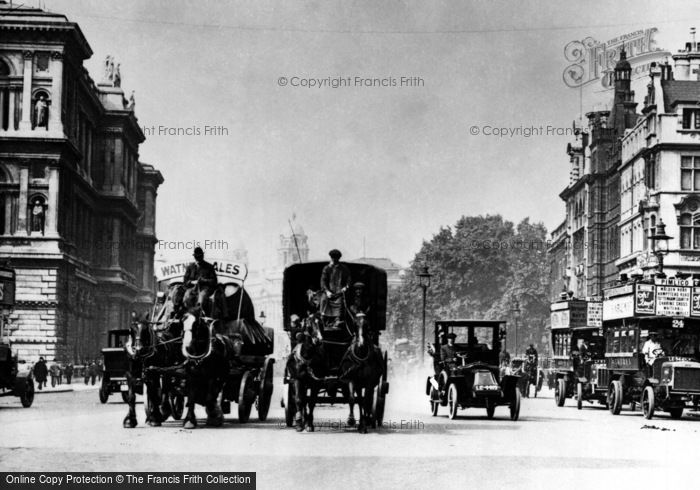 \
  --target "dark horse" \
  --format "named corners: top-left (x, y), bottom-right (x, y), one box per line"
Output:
top-left (286, 310), bottom-right (326, 432)
top-left (339, 312), bottom-right (384, 433)
top-left (123, 315), bottom-right (184, 428)
top-left (180, 310), bottom-right (241, 429)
